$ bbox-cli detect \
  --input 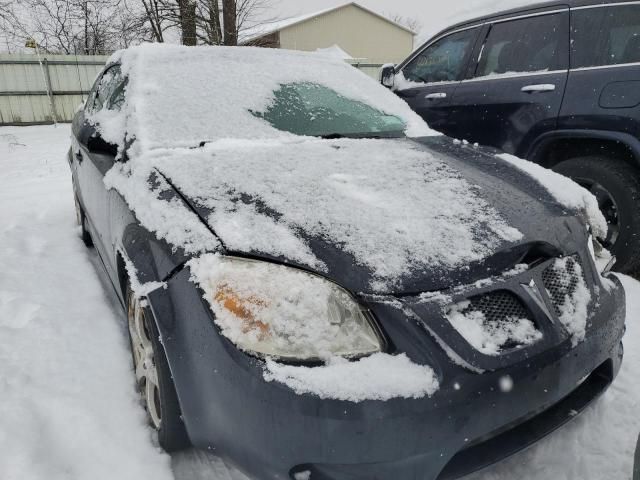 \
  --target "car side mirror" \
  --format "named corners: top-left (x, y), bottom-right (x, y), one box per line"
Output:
top-left (380, 64), bottom-right (396, 89)
top-left (87, 132), bottom-right (118, 157)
